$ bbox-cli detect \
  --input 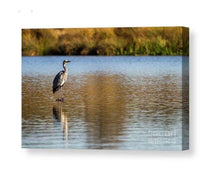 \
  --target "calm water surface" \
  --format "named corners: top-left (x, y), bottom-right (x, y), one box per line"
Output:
top-left (22, 56), bottom-right (188, 150)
